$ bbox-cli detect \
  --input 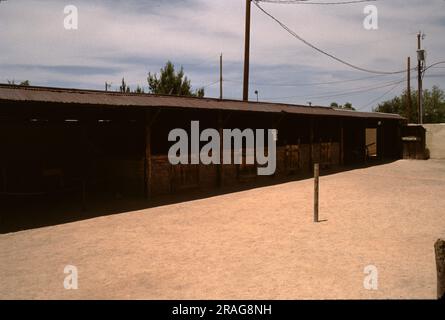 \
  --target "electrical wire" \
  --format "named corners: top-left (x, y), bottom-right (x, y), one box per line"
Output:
top-left (224, 73), bottom-right (401, 87)
top-left (252, 1), bottom-right (413, 75)
top-left (358, 81), bottom-right (403, 110)
top-left (262, 77), bottom-right (406, 101)
top-left (423, 61), bottom-right (445, 74)
top-left (200, 80), bottom-right (220, 88)
top-left (257, 0), bottom-right (377, 5)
